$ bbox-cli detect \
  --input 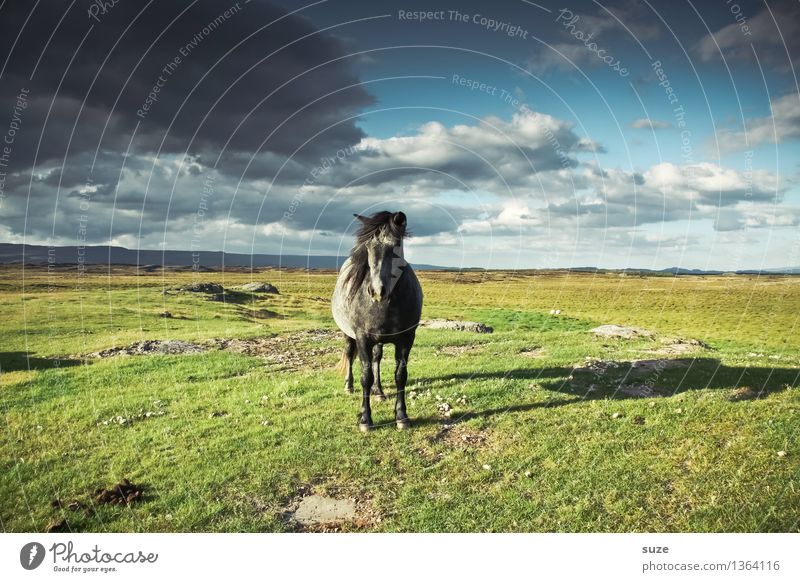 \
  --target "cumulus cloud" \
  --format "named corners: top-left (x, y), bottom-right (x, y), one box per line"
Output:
top-left (714, 93), bottom-right (800, 153)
